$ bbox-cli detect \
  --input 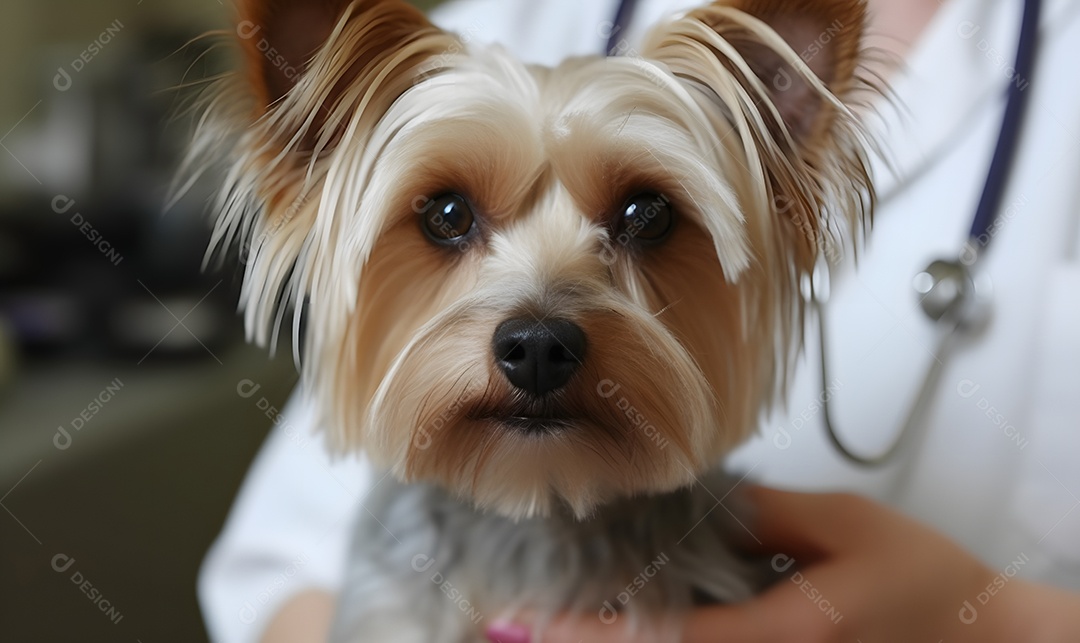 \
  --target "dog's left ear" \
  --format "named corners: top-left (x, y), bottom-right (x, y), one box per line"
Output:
top-left (644, 0), bottom-right (865, 146)
top-left (643, 0), bottom-right (871, 265)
